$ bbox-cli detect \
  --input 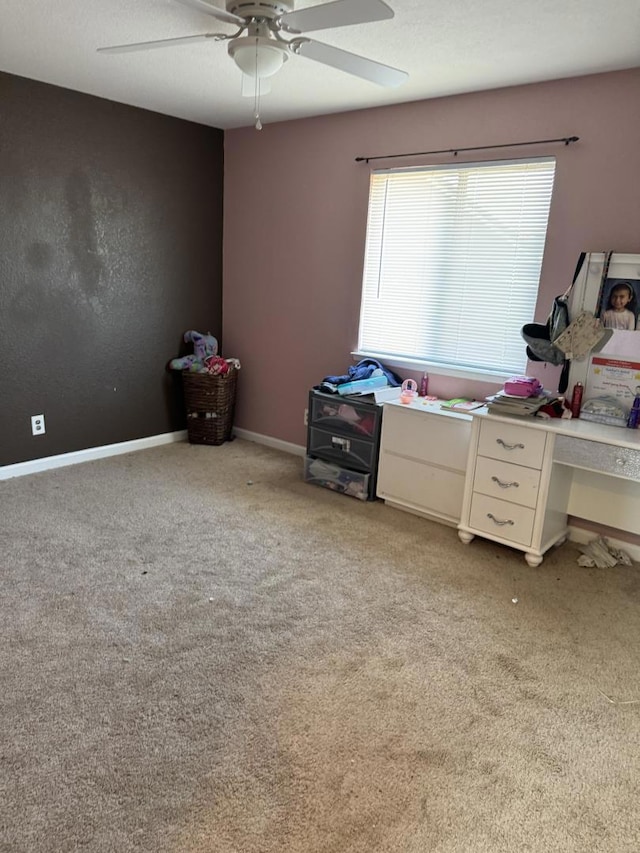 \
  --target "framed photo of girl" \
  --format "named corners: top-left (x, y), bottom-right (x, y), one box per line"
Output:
top-left (596, 278), bottom-right (640, 331)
